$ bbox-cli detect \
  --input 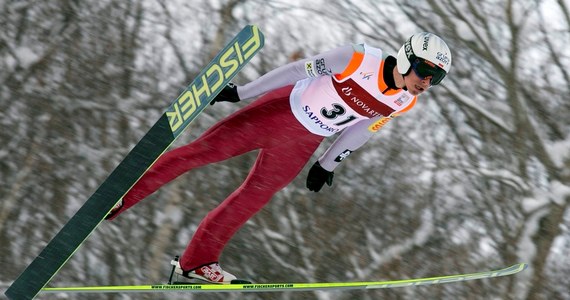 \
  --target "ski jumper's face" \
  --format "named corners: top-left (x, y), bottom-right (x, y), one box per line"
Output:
top-left (403, 70), bottom-right (432, 96)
